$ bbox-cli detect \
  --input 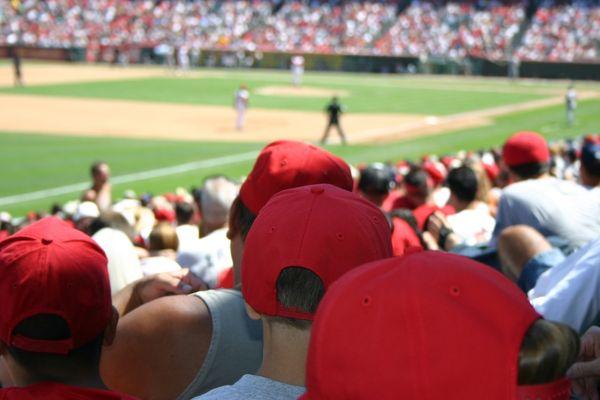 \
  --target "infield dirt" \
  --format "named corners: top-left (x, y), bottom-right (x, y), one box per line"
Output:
top-left (1, 63), bottom-right (598, 144)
